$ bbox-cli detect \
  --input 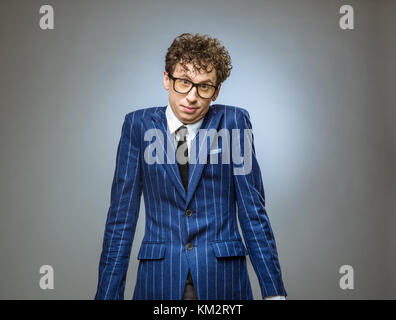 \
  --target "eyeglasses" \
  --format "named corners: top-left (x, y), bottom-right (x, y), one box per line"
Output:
top-left (167, 72), bottom-right (218, 99)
